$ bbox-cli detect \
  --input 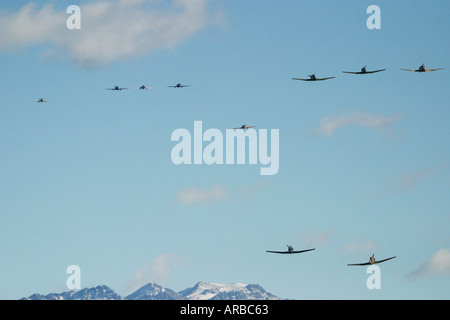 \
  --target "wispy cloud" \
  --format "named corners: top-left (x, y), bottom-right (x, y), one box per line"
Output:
top-left (173, 180), bottom-right (271, 206)
top-left (341, 239), bottom-right (376, 253)
top-left (299, 228), bottom-right (338, 248)
top-left (381, 161), bottom-right (449, 196)
top-left (0, 0), bottom-right (220, 67)
top-left (237, 179), bottom-right (271, 202)
top-left (125, 254), bottom-right (183, 294)
top-left (174, 185), bottom-right (228, 205)
top-left (313, 112), bottom-right (402, 137)
top-left (408, 248), bottom-right (450, 279)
